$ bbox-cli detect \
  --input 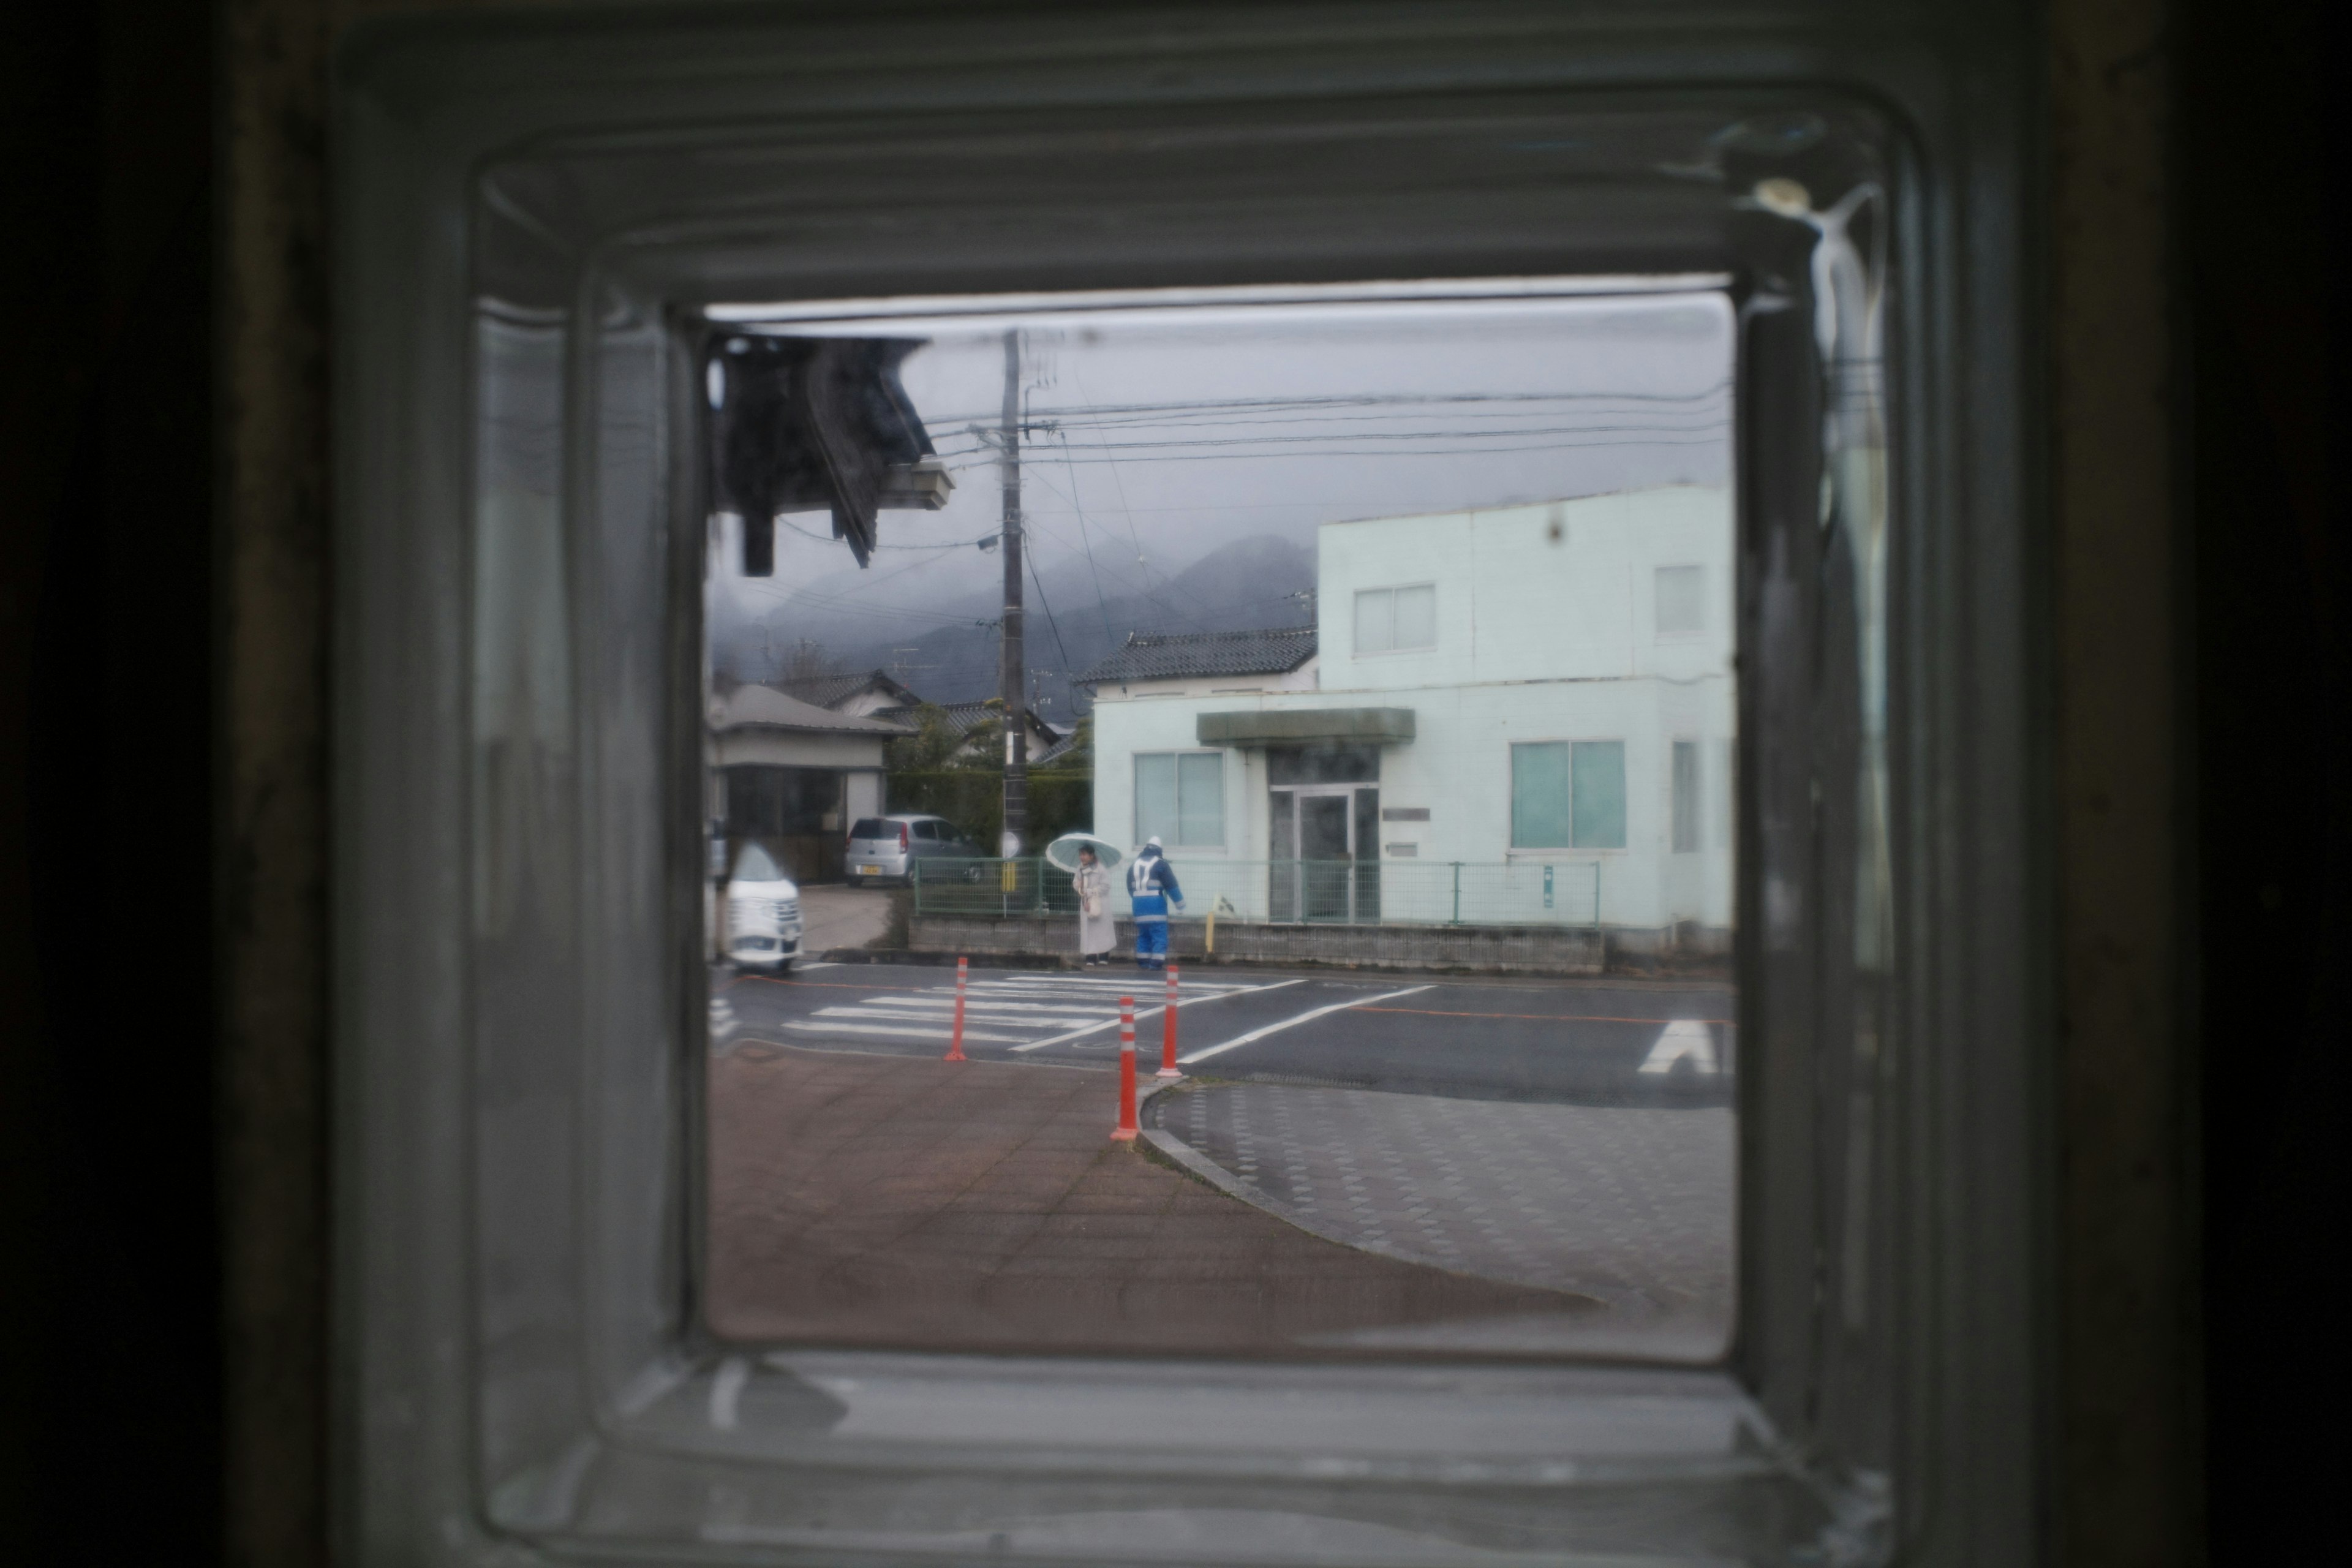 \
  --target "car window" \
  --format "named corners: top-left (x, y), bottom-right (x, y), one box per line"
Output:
top-left (849, 818), bottom-right (885, 840)
top-left (913, 820), bottom-right (940, 840)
